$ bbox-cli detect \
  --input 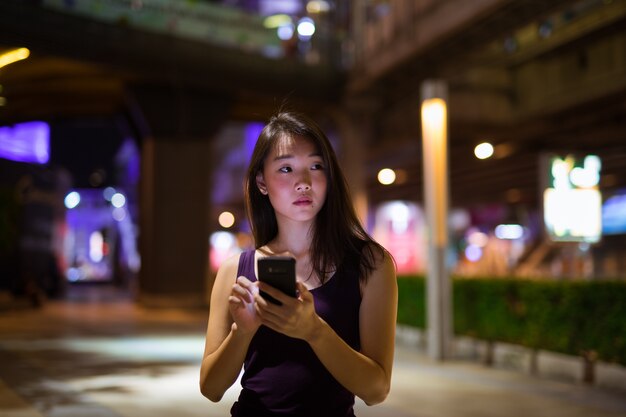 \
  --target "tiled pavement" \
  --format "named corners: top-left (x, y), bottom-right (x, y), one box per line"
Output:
top-left (1, 286), bottom-right (625, 417)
